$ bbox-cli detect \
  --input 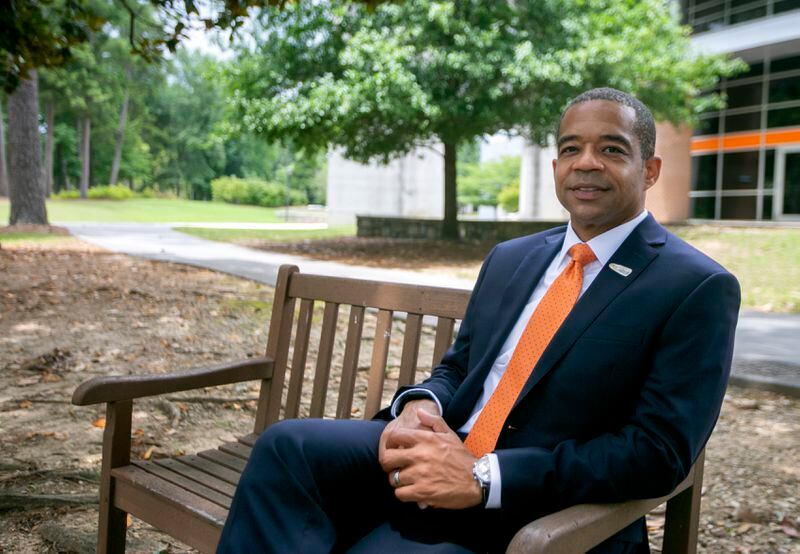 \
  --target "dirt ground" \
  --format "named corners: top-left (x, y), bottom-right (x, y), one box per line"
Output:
top-left (0, 236), bottom-right (798, 553)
